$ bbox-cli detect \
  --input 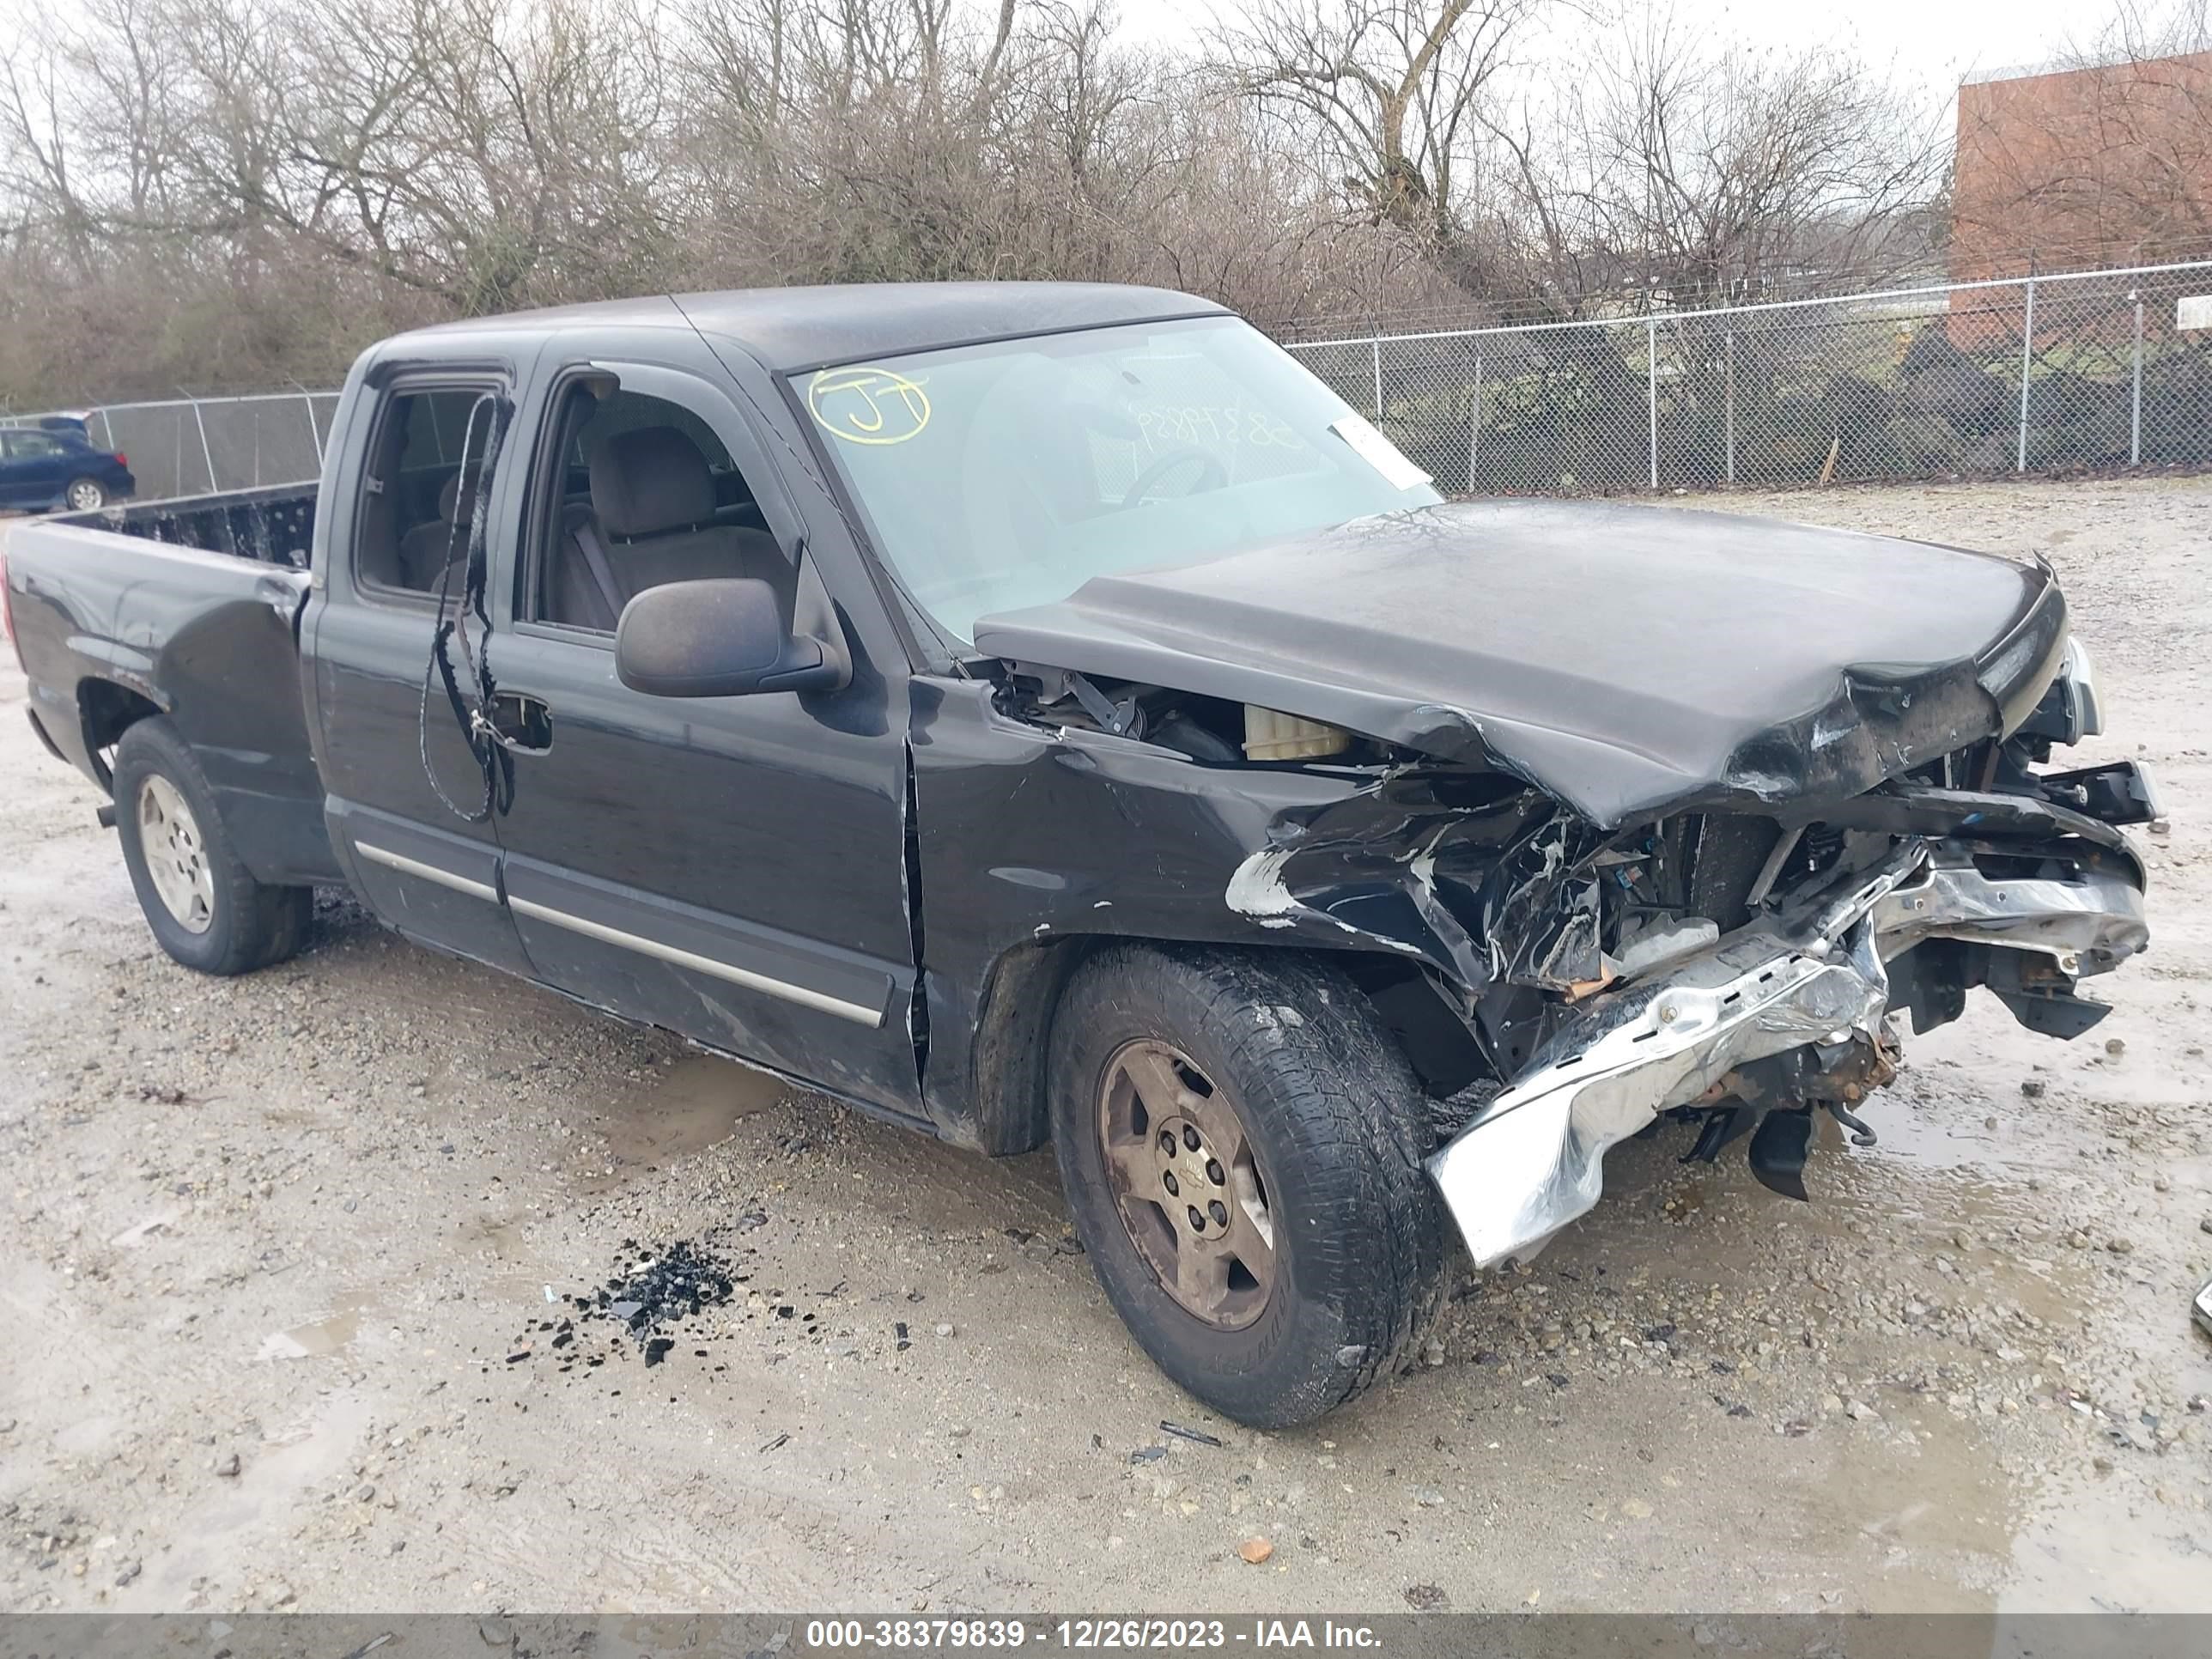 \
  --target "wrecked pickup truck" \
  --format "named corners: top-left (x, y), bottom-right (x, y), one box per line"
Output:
top-left (4, 283), bottom-right (2157, 1427)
